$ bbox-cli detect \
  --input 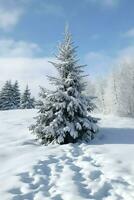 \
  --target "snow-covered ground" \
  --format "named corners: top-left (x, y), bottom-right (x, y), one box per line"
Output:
top-left (0, 110), bottom-right (134, 200)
